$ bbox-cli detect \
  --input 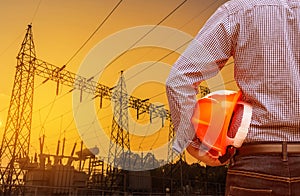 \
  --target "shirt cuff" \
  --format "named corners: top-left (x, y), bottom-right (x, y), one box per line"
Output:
top-left (172, 137), bottom-right (192, 153)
